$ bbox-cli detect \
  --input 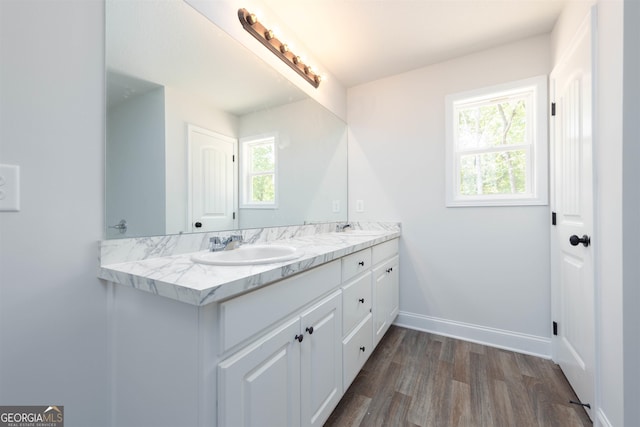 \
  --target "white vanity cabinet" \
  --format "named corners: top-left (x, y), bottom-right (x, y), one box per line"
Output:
top-left (339, 238), bottom-right (399, 390)
top-left (106, 233), bottom-right (400, 427)
top-left (372, 240), bottom-right (400, 346)
top-left (218, 262), bottom-right (343, 427)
